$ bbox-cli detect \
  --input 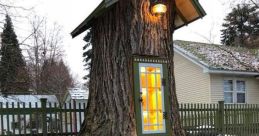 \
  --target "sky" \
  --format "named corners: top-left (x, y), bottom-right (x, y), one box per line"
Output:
top-left (10, 0), bottom-right (232, 83)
